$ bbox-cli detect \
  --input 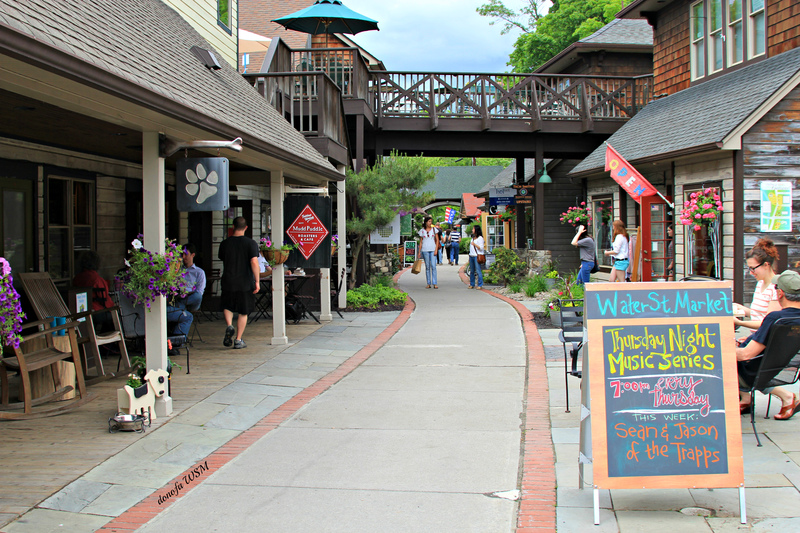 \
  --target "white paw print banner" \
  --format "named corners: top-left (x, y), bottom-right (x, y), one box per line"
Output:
top-left (176, 158), bottom-right (230, 212)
